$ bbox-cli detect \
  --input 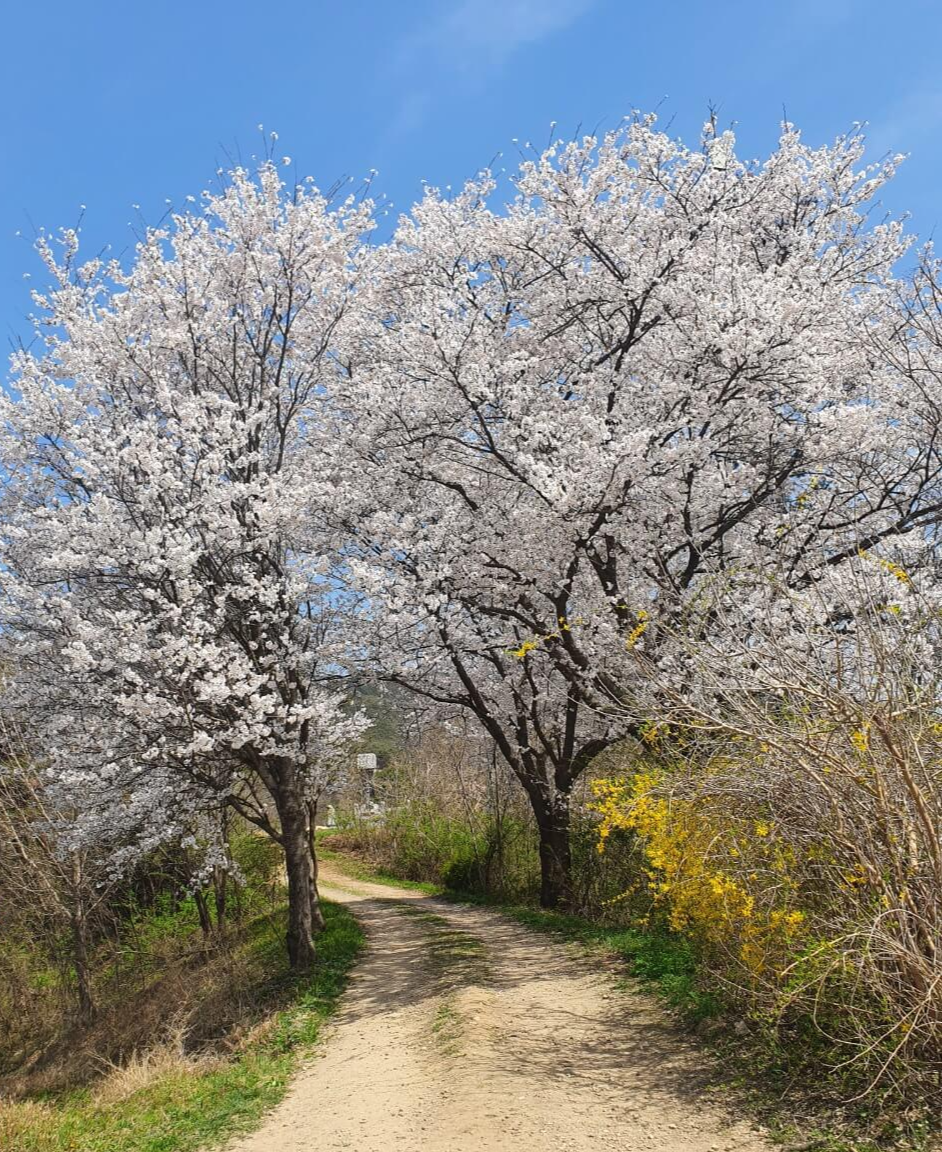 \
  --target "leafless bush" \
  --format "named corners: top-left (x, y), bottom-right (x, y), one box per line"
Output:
top-left (639, 563), bottom-right (942, 1096)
